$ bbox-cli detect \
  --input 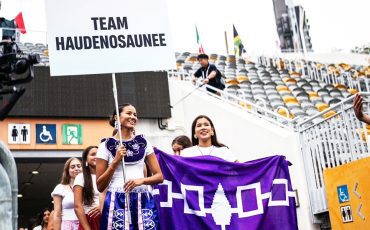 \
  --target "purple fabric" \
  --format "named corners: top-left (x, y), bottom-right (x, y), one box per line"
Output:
top-left (153, 149), bottom-right (298, 230)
